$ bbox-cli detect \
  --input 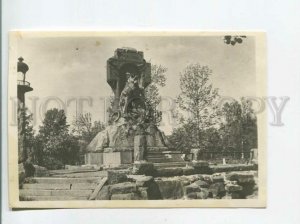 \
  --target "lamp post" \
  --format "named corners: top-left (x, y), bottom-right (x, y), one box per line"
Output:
top-left (17, 57), bottom-right (33, 164)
